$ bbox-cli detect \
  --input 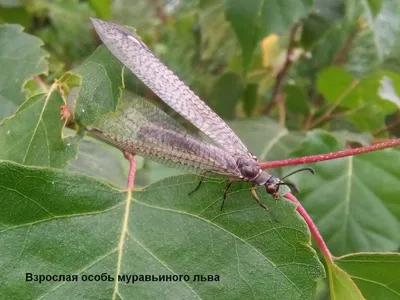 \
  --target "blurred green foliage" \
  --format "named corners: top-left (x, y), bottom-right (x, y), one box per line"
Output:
top-left (2, 0), bottom-right (400, 134)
